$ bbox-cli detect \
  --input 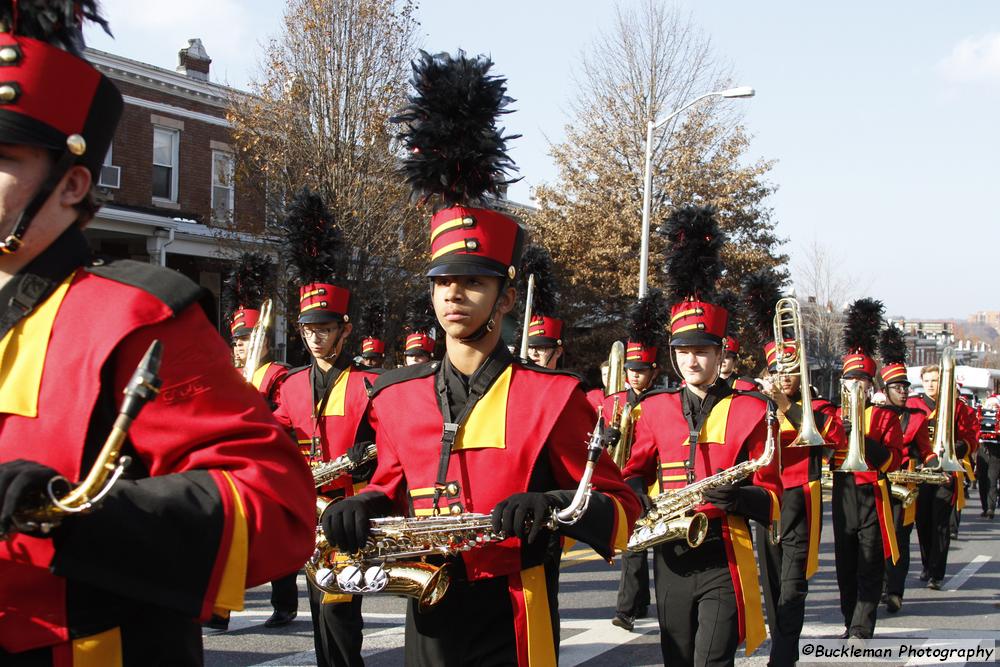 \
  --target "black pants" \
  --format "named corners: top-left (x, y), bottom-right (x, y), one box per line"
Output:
top-left (403, 561), bottom-right (560, 666)
top-left (271, 571), bottom-right (299, 613)
top-left (757, 485), bottom-right (811, 667)
top-left (977, 445), bottom-right (1000, 512)
top-left (916, 481), bottom-right (954, 581)
top-left (616, 548), bottom-right (650, 616)
top-left (307, 582), bottom-right (364, 667)
top-left (884, 494), bottom-right (913, 598)
top-left (652, 521), bottom-right (740, 667)
top-left (831, 475), bottom-right (884, 638)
